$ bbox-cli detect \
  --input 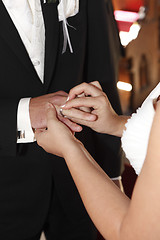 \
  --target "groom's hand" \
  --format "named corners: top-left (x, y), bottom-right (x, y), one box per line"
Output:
top-left (29, 91), bottom-right (82, 132)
